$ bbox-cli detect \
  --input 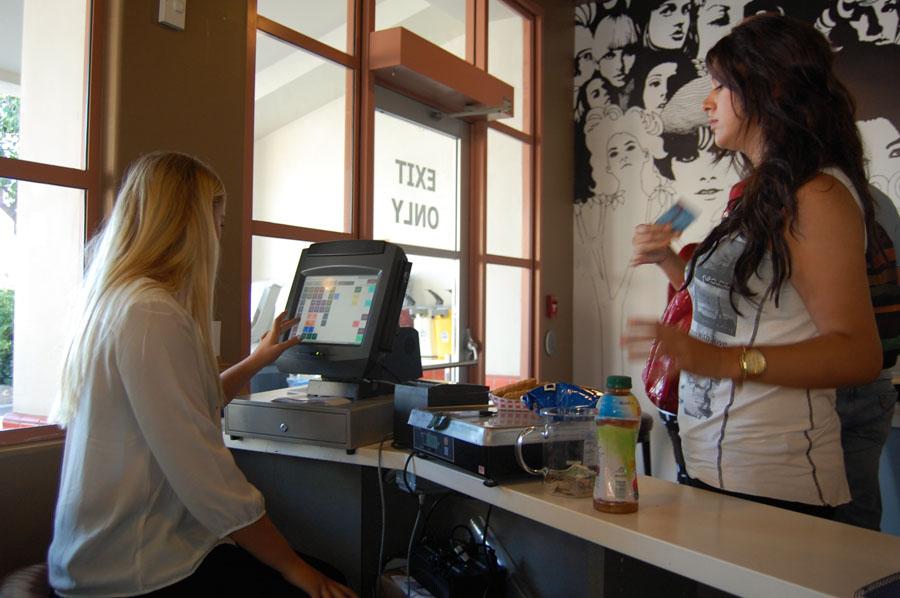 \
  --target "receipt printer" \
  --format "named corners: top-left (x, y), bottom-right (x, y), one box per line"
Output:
top-left (392, 381), bottom-right (489, 448)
